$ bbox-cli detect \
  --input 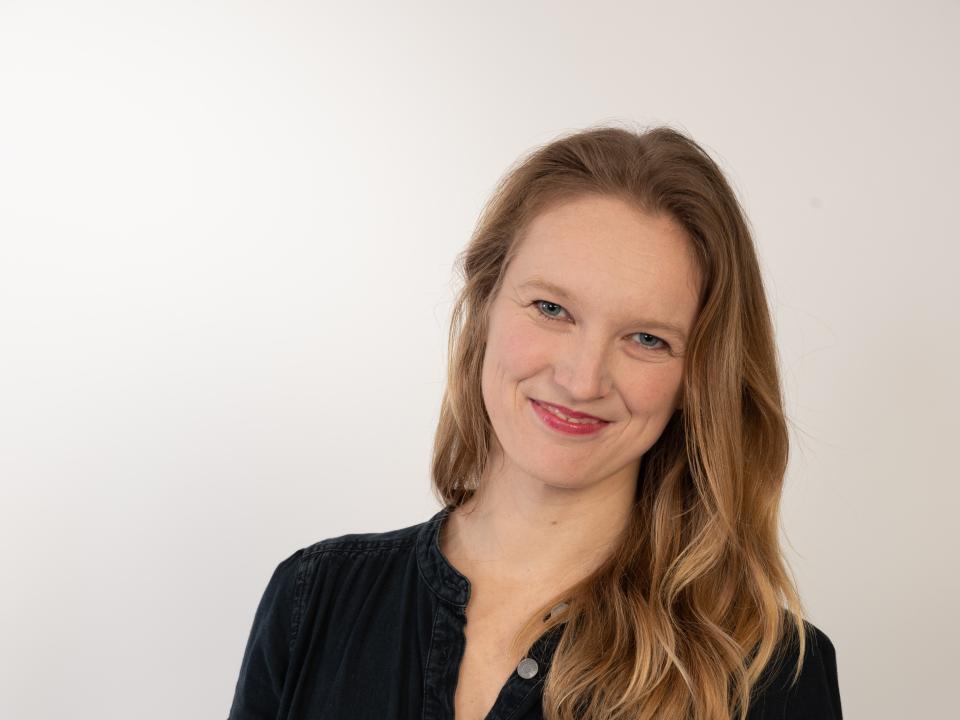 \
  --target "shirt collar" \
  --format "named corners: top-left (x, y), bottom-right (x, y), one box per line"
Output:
top-left (416, 505), bottom-right (471, 607)
top-left (415, 504), bottom-right (569, 669)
